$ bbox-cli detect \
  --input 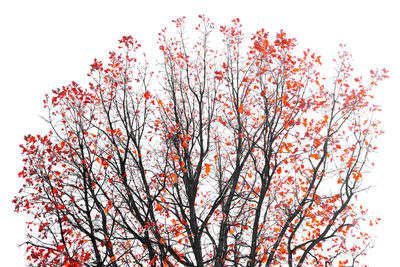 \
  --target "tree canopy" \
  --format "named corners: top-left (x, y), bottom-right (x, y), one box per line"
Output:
top-left (14, 16), bottom-right (388, 266)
